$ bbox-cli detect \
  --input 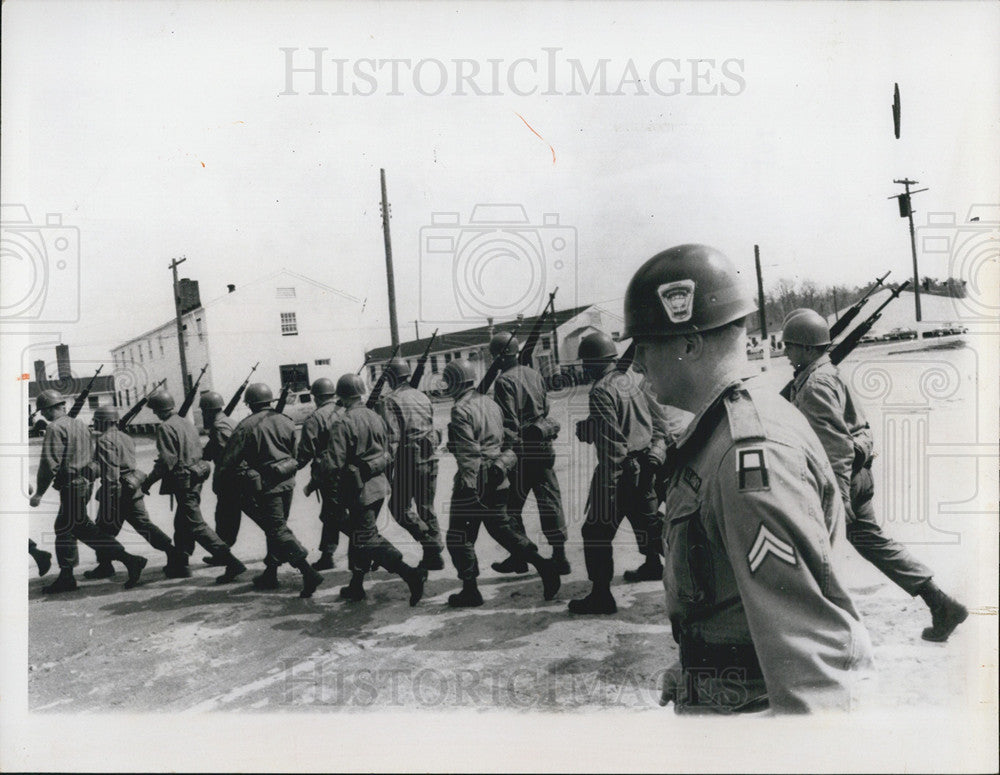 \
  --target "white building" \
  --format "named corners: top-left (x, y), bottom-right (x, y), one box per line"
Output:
top-left (110, 269), bottom-right (367, 427)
